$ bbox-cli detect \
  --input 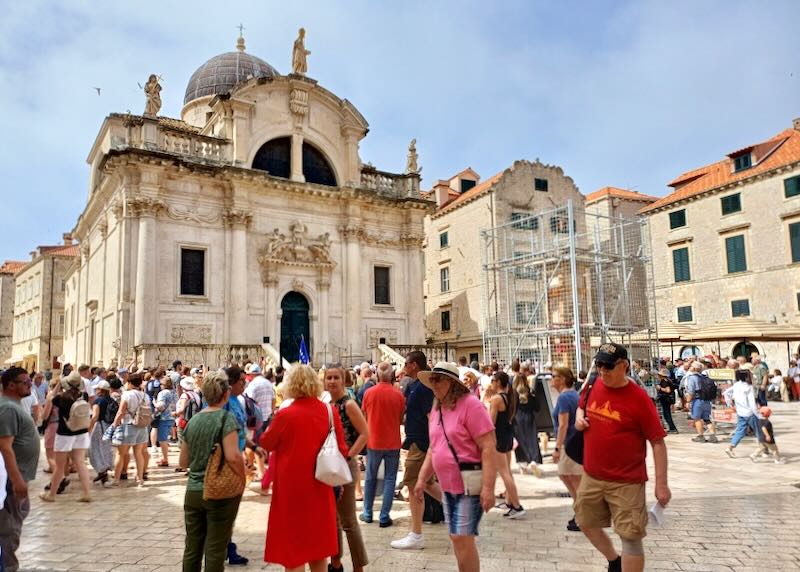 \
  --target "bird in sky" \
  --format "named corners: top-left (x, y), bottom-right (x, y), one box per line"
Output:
top-left (92, 87), bottom-right (101, 96)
